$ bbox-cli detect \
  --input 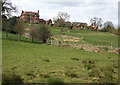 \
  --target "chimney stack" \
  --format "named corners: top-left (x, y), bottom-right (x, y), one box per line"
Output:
top-left (22, 10), bottom-right (24, 13)
top-left (38, 10), bottom-right (39, 14)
